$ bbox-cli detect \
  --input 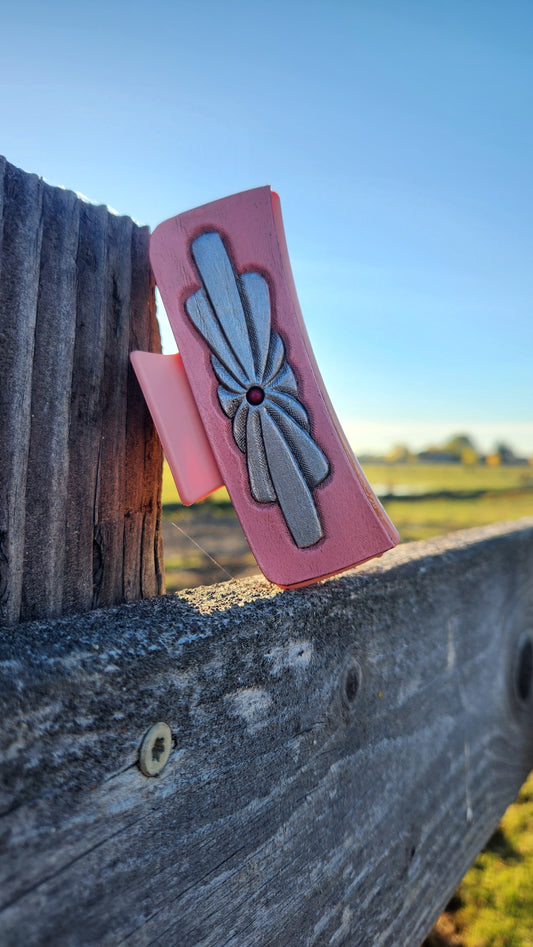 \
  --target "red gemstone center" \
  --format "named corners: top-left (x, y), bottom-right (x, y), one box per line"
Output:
top-left (246, 386), bottom-right (265, 406)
